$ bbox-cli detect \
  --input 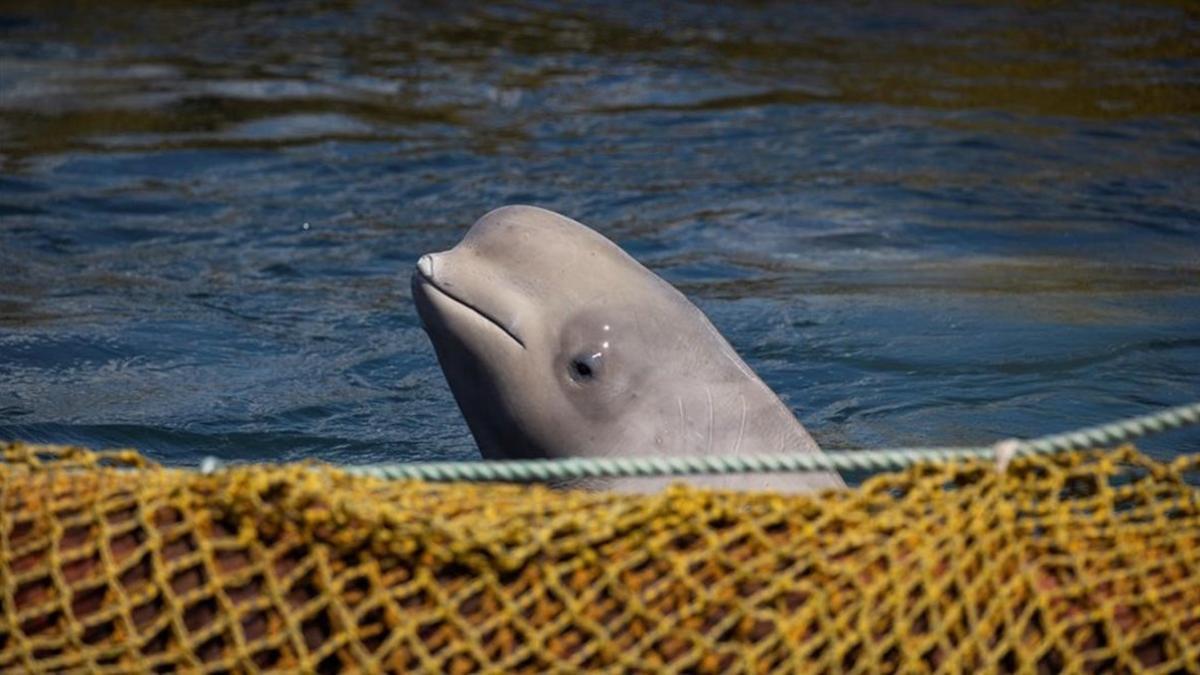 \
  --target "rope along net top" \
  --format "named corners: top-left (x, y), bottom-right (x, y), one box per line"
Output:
top-left (200, 401), bottom-right (1200, 482)
top-left (2, 441), bottom-right (1198, 673)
